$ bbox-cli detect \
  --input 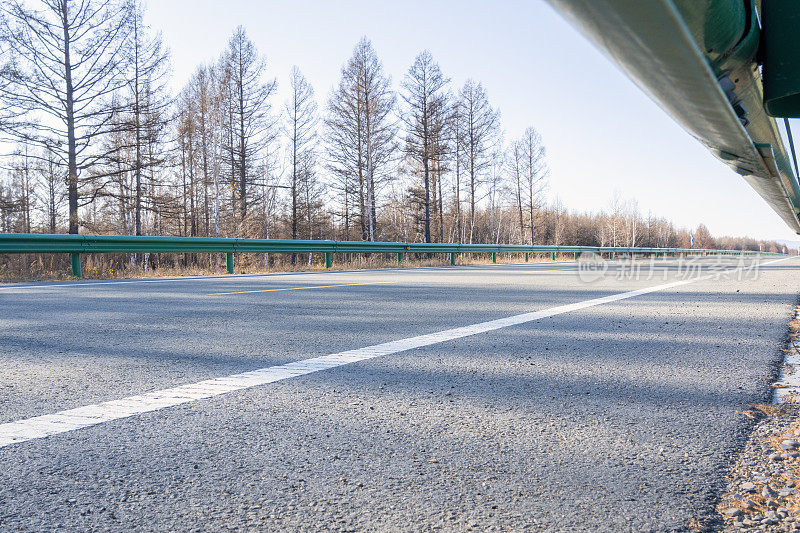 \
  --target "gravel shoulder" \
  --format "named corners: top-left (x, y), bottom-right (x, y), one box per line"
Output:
top-left (718, 309), bottom-right (800, 532)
